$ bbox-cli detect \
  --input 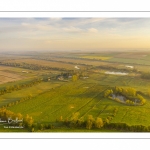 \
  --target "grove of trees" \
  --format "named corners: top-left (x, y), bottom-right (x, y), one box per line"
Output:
top-left (104, 86), bottom-right (146, 105)
top-left (52, 111), bottom-right (150, 132)
top-left (0, 108), bottom-right (34, 131)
